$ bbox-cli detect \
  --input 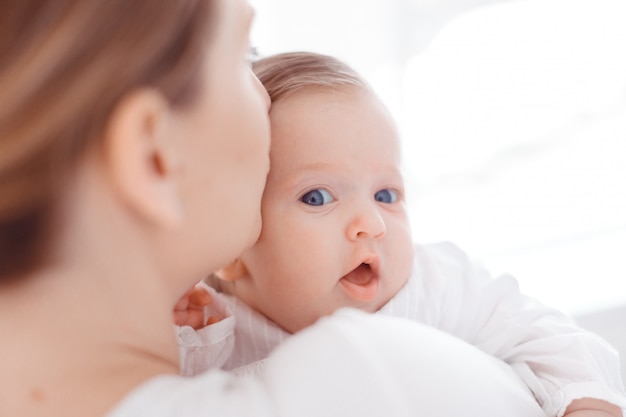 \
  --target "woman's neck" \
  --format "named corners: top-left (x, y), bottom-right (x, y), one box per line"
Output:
top-left (0, 261), bottom-right (181, 417)
top-left (0, 155), bottom-right (194, 416)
